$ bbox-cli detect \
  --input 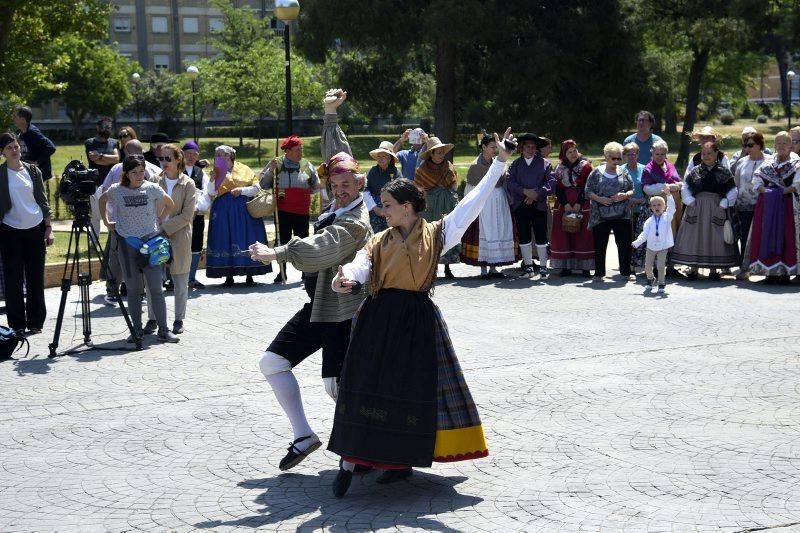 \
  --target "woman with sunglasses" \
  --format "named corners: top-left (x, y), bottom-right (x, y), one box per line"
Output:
top-left (0, 132), bottom-right (54, 337)
top-left (733, 132), bottom-right (767, 279)
top-left (115, 126), bottom-right (138, 152)
top-left (584, 142), bottom-right (635, 281)
top-left (99, 156), bottom-right (178, 343)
